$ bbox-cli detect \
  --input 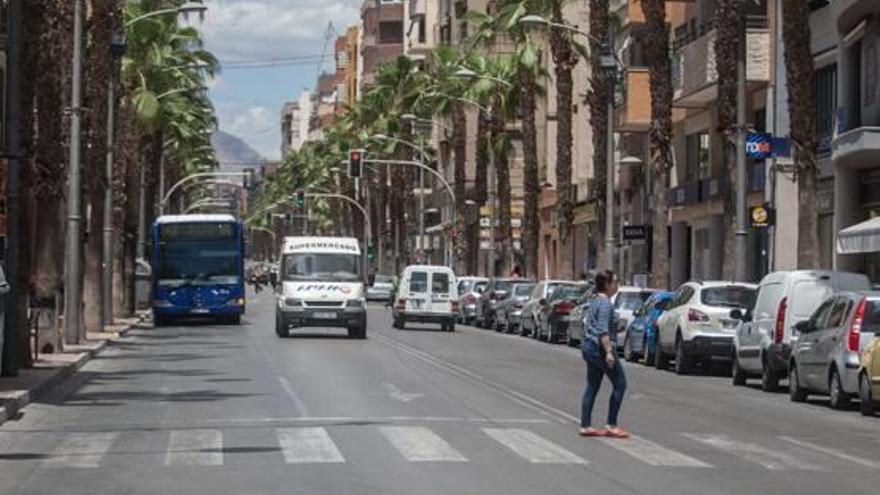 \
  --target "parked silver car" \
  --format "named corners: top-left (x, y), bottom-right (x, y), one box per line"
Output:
top-left (477, 278), bottom-right (533, 329)
top-left (457, 277), bottom-right (488, 325)
top-left (789, 291), bottom-right (880, 409)
top-left (366, 274), bottom-right (394, 302)
top-left (495, 282), bottom-right (537, 333)
top-left (520, 280), bottom-right (571, 337)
